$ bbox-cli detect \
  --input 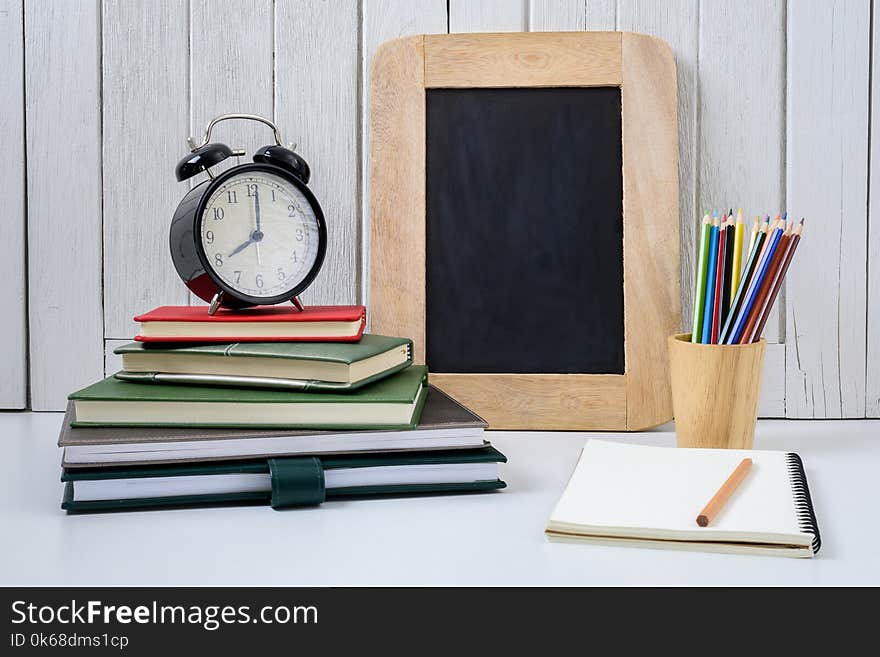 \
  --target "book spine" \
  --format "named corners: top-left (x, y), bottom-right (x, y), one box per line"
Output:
top-left (786, 453), bottom-right (821, 554)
